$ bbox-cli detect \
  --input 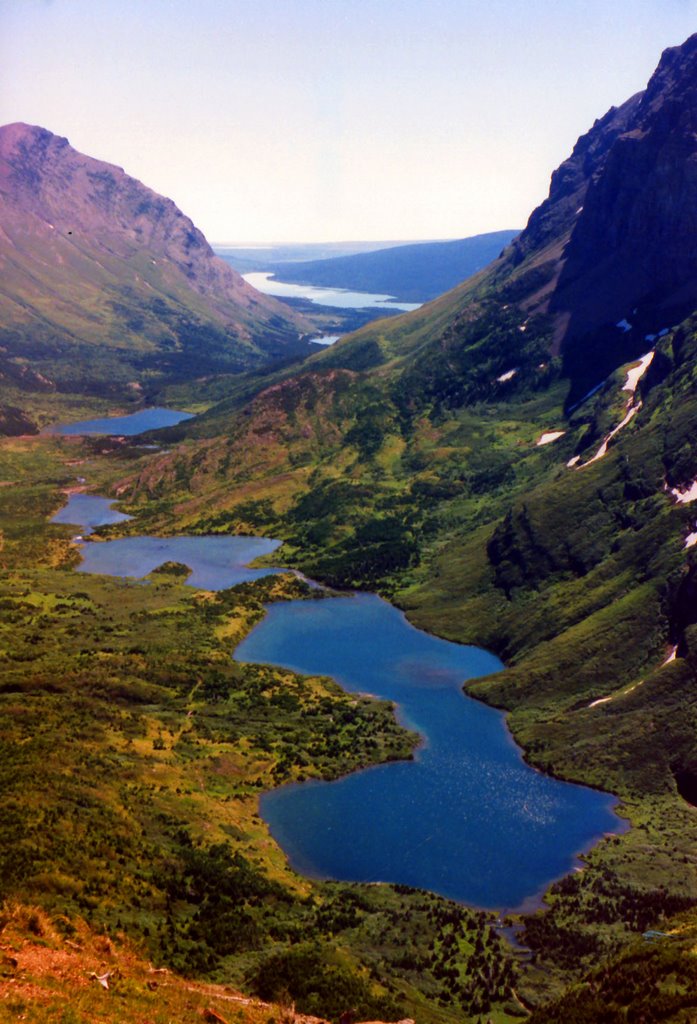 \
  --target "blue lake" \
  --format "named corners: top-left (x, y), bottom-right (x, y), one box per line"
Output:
top-left (236, 594), bottom-right (624, 909)
top-left (49, 407), bottom-right (194, 436)
top-left (53, 494), bottom-right (282, 589)
top-left (52, 493), bottom-right (132, 535)
top-left (53, 493), bottom-right (624, 909)
top-left (243, 272), bottom-right (422, 312)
